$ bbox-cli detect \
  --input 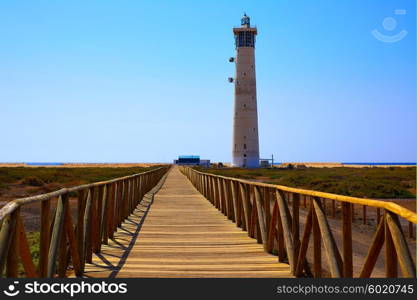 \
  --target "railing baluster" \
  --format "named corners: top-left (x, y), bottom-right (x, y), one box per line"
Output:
top-left (230, 181), bottom-right (239, 225)
top-left (83, 189), bottom-right (93, 263)
top-left (39, 198), bottom-right (51, 277)
top-left (312, 198), bottom-right (342, 277)
top-left (312, 200), bottom-right (321, 278)
top-left (6, 209), bottom-right (19, 277)
top-left (239, 183), bottom-right (250, 231)
top-left (276, 190), bottom-right (295, 273)
top-left (385, 212), bottom-right (416, 278)
top-left (48, 194), bottom-right (67, 277)
top-left (254, 186), bottom-right (267, 250)
top-left (76, 190), bottom-right (86, 273)
top-left (292, 193), bottom-right (300, 265)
